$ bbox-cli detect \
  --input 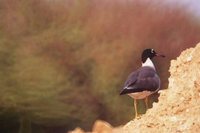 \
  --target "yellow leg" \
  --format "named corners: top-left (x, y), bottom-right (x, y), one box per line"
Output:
top-left (145, 97), bottom-right (148, 110)
top-left (134, 99), bottom-right (138, 118)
